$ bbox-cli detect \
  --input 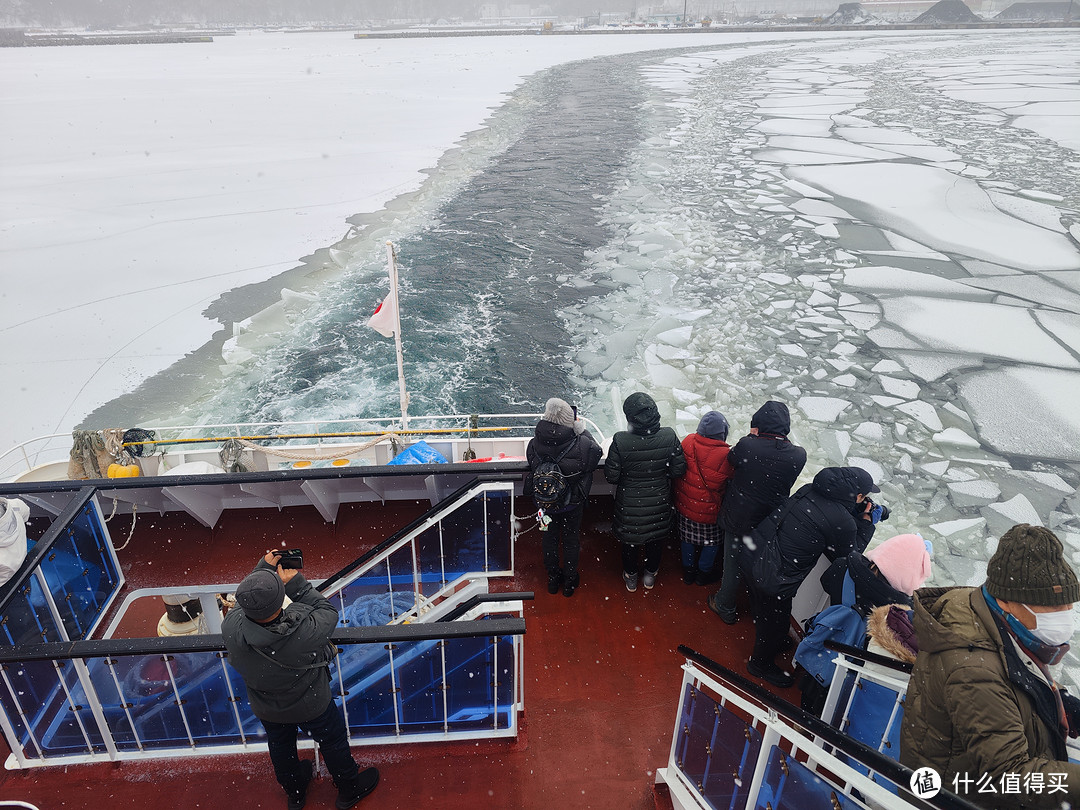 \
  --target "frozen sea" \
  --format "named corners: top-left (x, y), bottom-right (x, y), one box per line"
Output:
top-left (3, 28), bottom-right (1080, 657)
